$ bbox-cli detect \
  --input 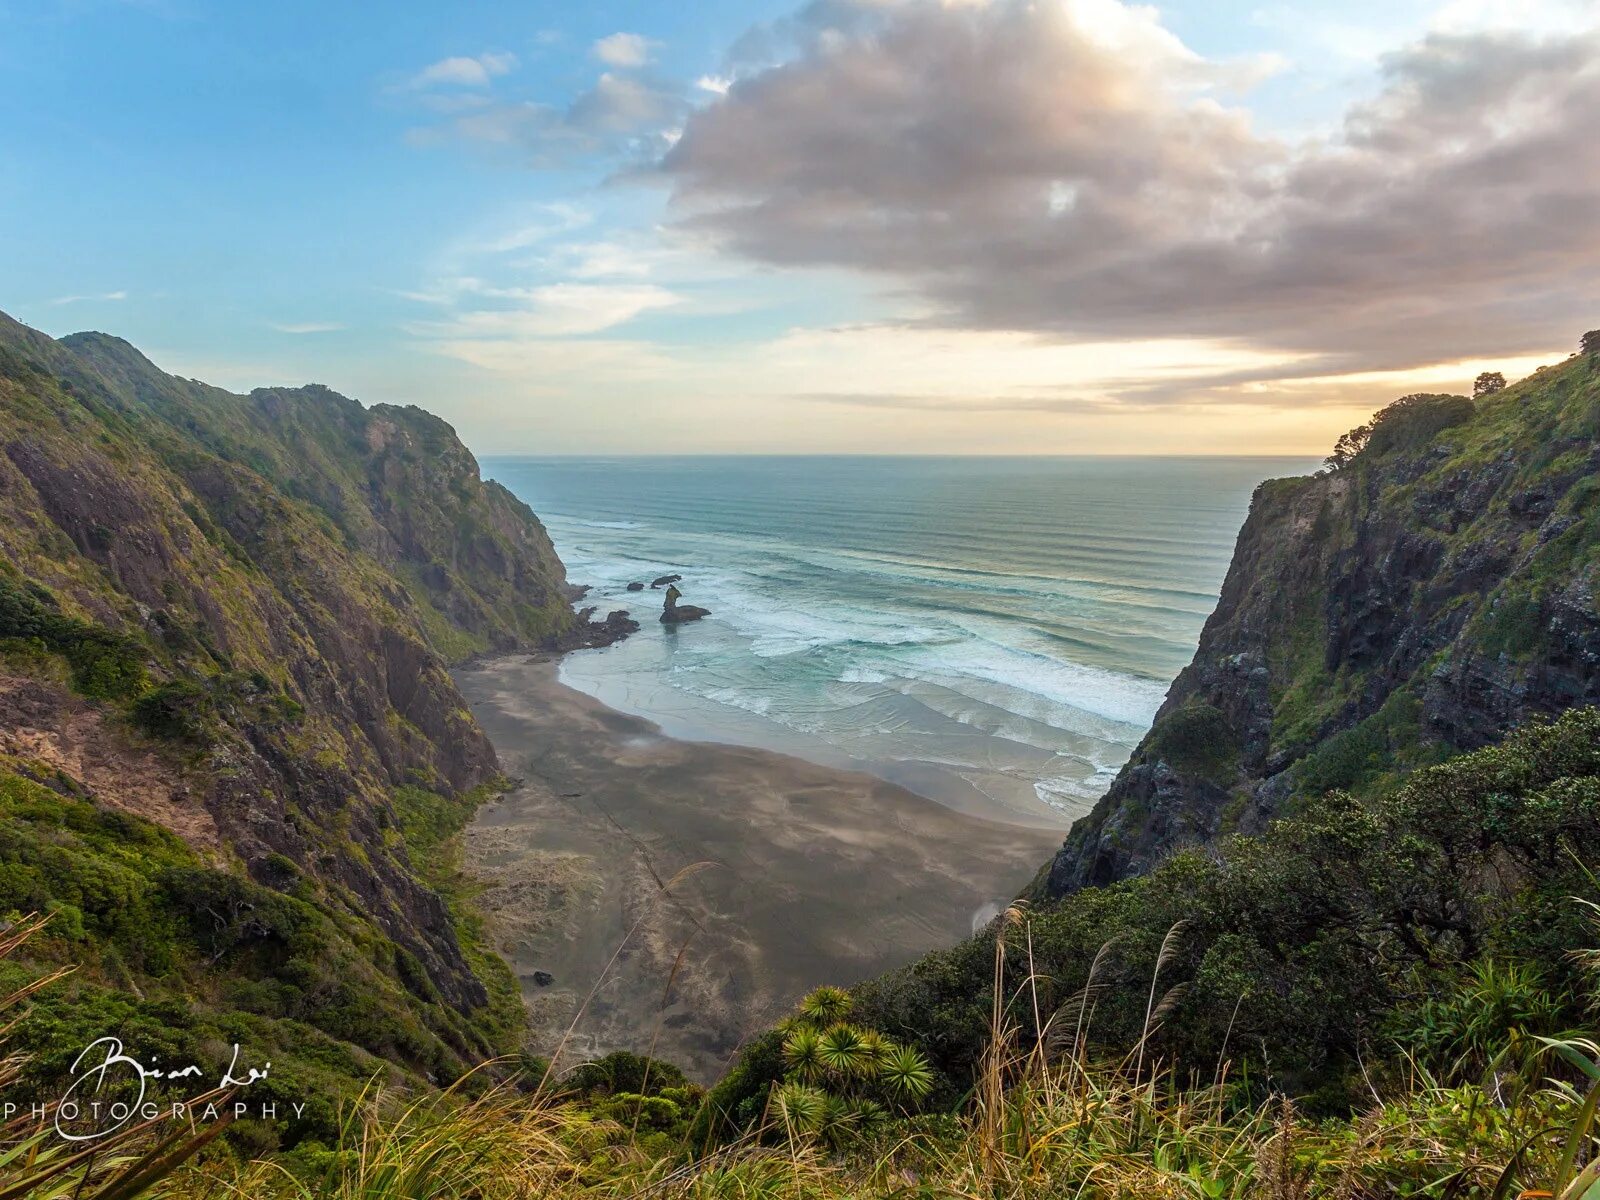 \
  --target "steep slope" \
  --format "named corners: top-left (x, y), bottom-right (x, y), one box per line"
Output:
top-left (1048, 351), bottom-right (1600, 894)
top-left (0, 311), bottom-right (575, 1110)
